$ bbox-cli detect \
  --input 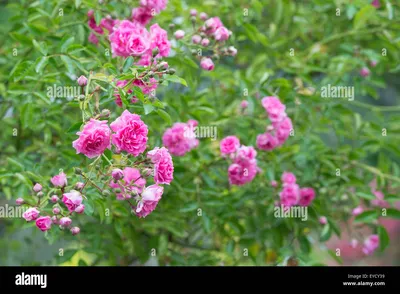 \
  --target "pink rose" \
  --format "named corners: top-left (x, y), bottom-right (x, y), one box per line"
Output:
top-left (16, 198), bottom-right (24, 205)
top-left (109, 20), bottom-right (151, 57)
top-left (200, 57), bottom-right (214, 71)
top-left (204, 17), bottom-right (223, 34)
top-left (100, 17), bottom-right (118, 32)
top-left (110, 110), bottom-right (149, 156)
top-left (72, 119), bottom-right (111, 159)
top-left (372, 0), bottom-right (380, 9)
top-left (51, 172), bottom-right (67, 187)
top-left (274, 117), bottom-right (292, 145)
top-left (109, 167), bottom-right (146, 200)
top-left (71, 227), bottom-right (80, 235)
top-left (88, 18), bottom-right (104, 34)
top-left (75, 204), bottom-right (85, 214)
top-left (140, 0), bottom-right (168, 14)
top-left (192, 35), bottom-right (202, 44)
top-left (298, 187), bottom-right (316, 206)
top-left (214, 26), bottom-right (230, 41)
top-left (240, 100), bottom-right (248, 109)
top-left (220, 136), bottom-right (240, 155)
top-left (271, 180), bottom-right (278, 187)
top-left (62, 190), bottom-right (83, 212)
top-left (35, 216), bottom-right (52, 232)
top-left (150, 24), bottom-right (171, 58)
top-left (23, 207), bottom-right (40, 222)
top-left (190, 9), bottom-right (197, 16)
top-left (77, 75), bottom-right (87, 86)
top-left (132, 7), bottom-right (153, 25)
top-left (199, 12), bottom-right (208, 20)
top-left (319, 216), bottom-right (327, 225)
top-left (162, 122), bottom-right (199, 156)
top-left (147, 147), bottom-right (174, 185)
top-left (51, 195), bottom-right (59, 203)
top-left (362, 235), bottom-right (379, 255)
top-left (135, 184), bottom-right (164, 218)
top-left (261, 96), bottom-right (286, 123)
top-left (228, 161), bottom-right (258, 186)
top-left (256, 133), bottom-right (279, 151)
top-left (279, 184), bottom-right (299, 207)
top-left (281, 172), bottom-right (296, 185)
top-left (201, 38), bottom-right (210, 47)
top-left (235, 145), bottom-right (257, 162)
